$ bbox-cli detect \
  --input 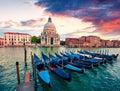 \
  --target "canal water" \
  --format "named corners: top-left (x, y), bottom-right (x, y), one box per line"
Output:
top-left (0, 47), bottom-right (120, 91)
